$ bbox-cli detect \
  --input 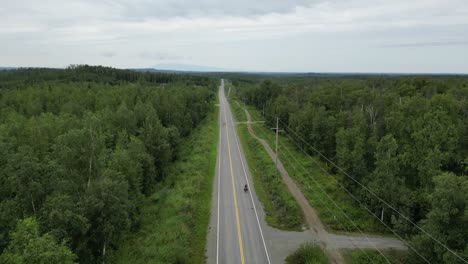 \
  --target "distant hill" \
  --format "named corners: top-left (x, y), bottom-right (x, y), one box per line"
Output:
top-left (0, 67), bottom-right (17, 70)
top-left (140, 64), bottom-right (237, 72)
